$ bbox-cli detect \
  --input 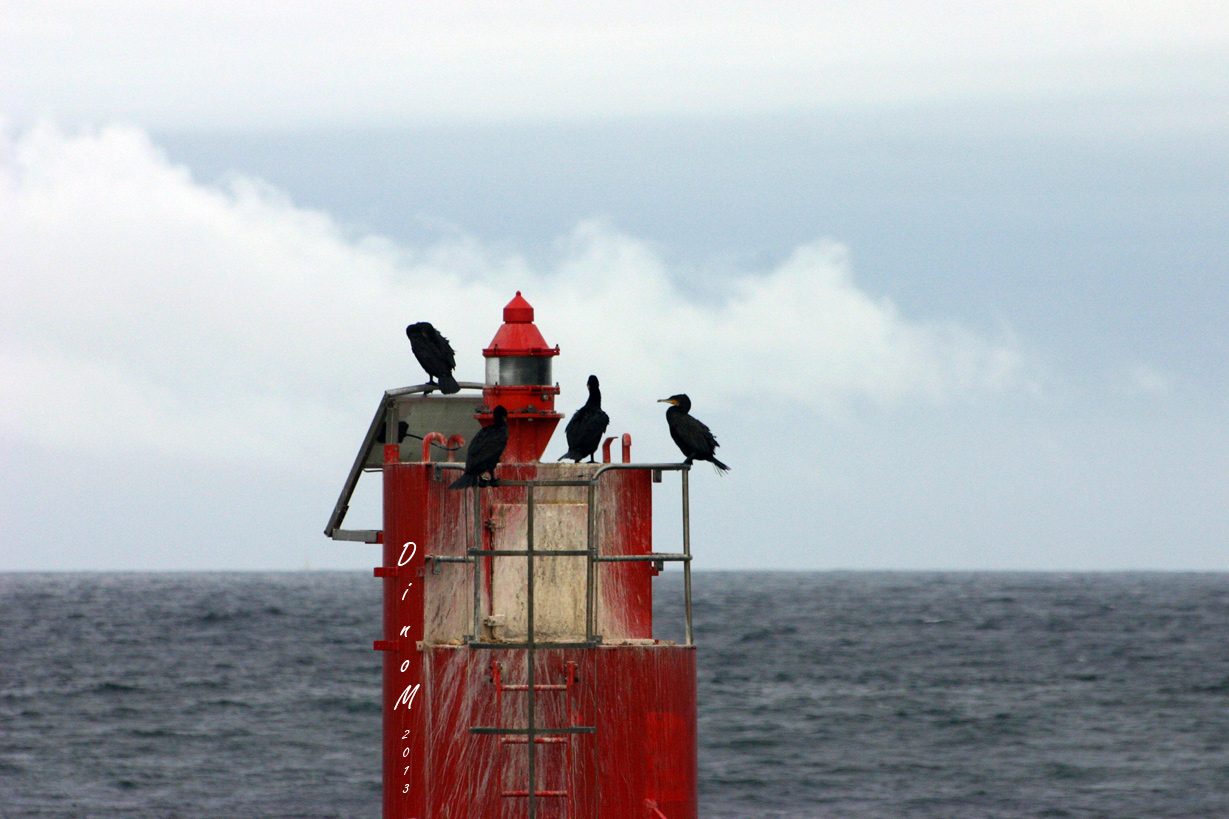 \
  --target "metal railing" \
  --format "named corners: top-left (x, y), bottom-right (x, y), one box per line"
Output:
top-left (429, 462), bottom-right (694, 648)
top-left (323, 382), bottom-right (485, 541)
top-left (432, 462), bottom-right (693, 819)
